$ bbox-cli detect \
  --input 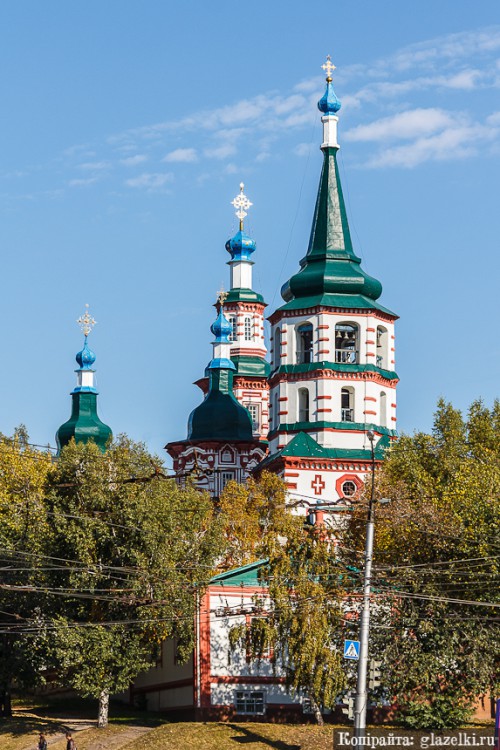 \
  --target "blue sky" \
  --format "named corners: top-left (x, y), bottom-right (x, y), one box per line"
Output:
top-left (1, 1), bottom-right (499, 457)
